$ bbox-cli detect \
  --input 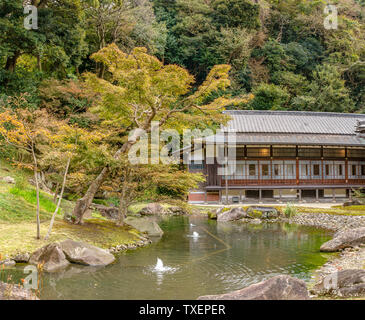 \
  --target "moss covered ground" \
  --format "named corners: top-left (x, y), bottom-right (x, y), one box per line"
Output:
top-left (0, 160), bottom-right (144, 258)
